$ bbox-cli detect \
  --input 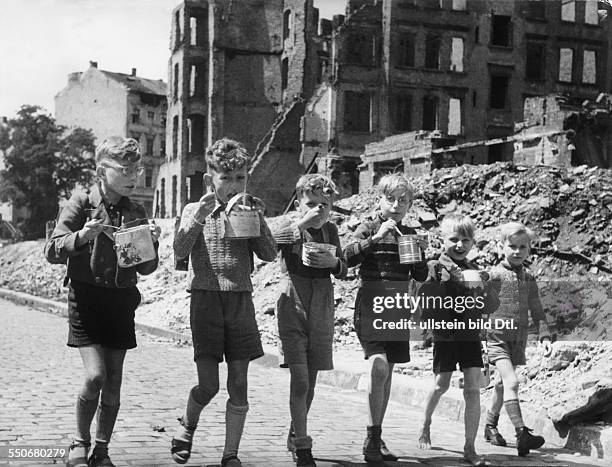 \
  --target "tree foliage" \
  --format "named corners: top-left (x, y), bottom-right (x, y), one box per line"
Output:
top-left (0, 105), bottom-right (96, 239)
